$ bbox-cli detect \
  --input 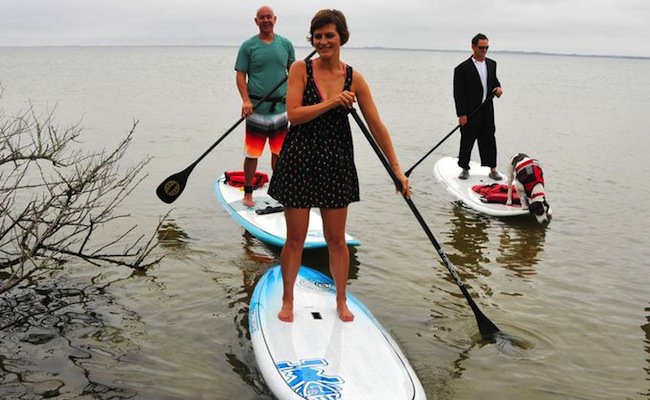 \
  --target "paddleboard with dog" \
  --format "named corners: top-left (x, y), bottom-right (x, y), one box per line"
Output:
top-left (433, 157), bottom-right (528, 217)
top-left (249, 265), bottom-right (426, 400)
top-left (215, 172), bottom-right (360, 249)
